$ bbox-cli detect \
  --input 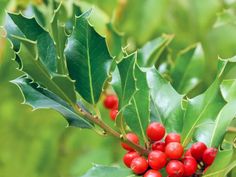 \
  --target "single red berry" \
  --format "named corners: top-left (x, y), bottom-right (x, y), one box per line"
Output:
top-left (146, 122), bottom-right (165, 141)
top-left (121, 133), bottom-right (139, 151)
top-left (165, 142), bottom-right (184, 159)
top-left (165, 133), bottom-right (181, 145)
top-left (148, 150), bottom-right (167, 170)
top-left (190, 142), bottom-right (207, 161)
top-left (182, 156), bottom-right (198, 176)
top-left (109, 109), bottom-right (118, 121)
top-left (202, 148), bottom-right (218, 166)
top-left (184, 149), bottom-right (192, 157)
top-left (166, 160), bottom-right (184, 177)
top-left (123, 151), bottom-right (140, 168)
top-left (152, 141), bottom-right (165, 152)
top-left (103, 95), bottom-right (118, 109)
top-left (130, 157), bottom-right (148, 175)
top-left (144, 169), bottom-right (162, 177)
